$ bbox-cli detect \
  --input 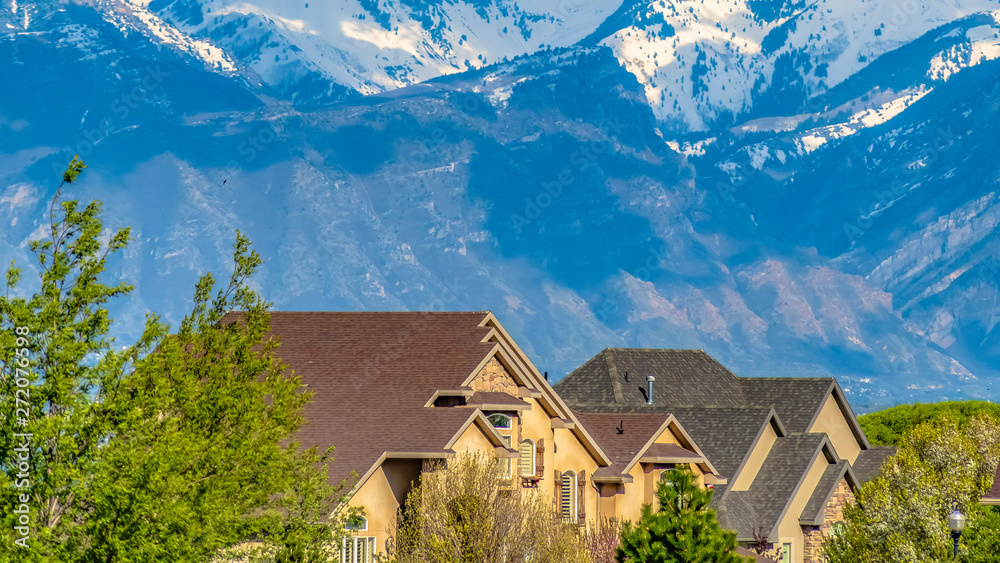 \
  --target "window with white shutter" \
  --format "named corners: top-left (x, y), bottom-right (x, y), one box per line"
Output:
top-left (519, 439), bottom-right (535, 476)
top-left (561, 471), bottom-right (576, 523)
